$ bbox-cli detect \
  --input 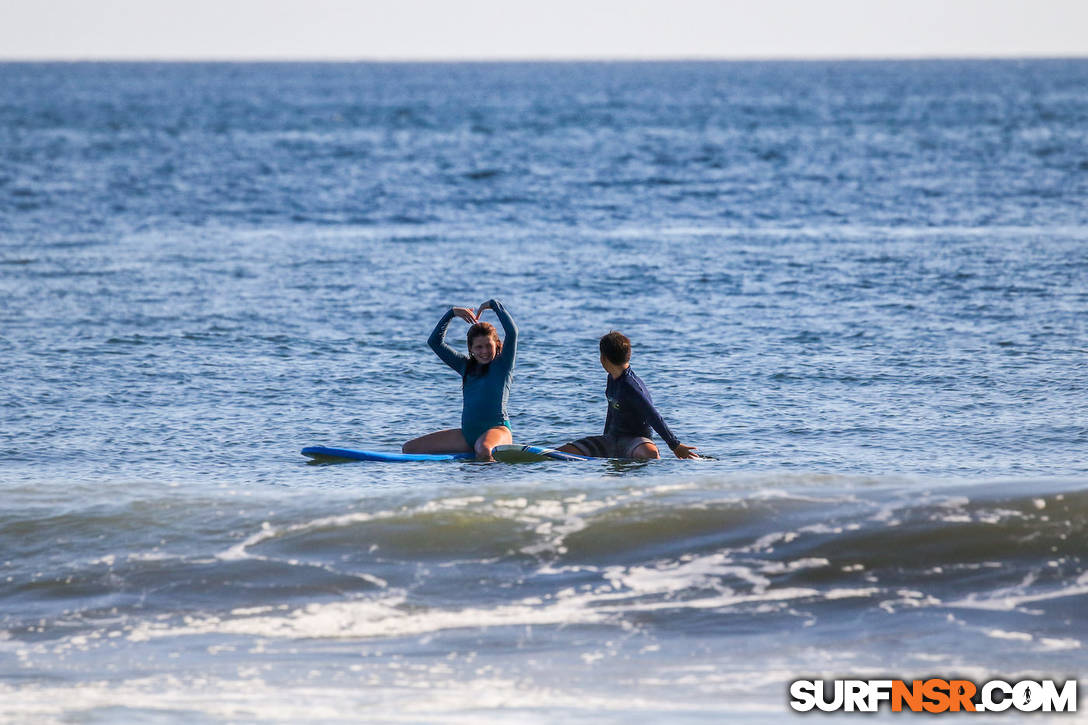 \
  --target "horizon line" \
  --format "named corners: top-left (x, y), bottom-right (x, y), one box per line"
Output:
top-left (2, 52), bottom-right (1087, 64)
